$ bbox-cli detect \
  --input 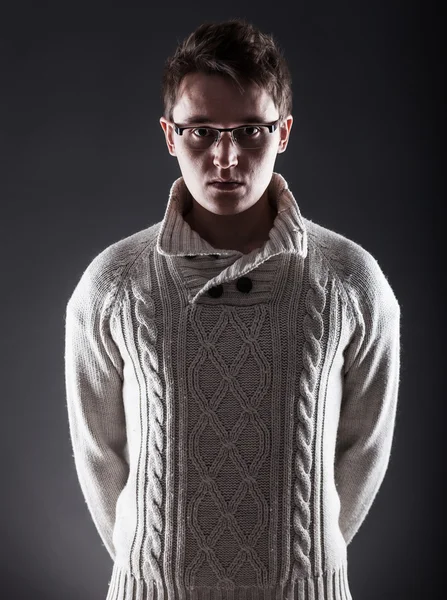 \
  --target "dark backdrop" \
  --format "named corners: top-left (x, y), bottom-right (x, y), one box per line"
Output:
top-left (1, 2), bottom-right (443, 599)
